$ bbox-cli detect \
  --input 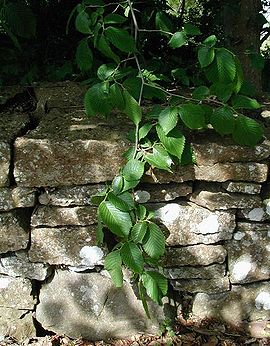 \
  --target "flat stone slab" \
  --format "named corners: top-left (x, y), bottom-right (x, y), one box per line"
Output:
top-left (0, 275), bottom-right (35, 309)
top-left (29, 226), bottom-right (105, 266)
top-left (172, 276), bottom-right (230, 294)
top-left (31, 206), bottom-right (97, 227)
top-left (164, 245), bottom-right (227, 267)
top-left (0, 251), bottom-right (51, 281)
top-left (0, 187), bottom-right (37, 211)
top-left (0, 210), bottom-right (31, 254)
top-left (237, 206), bottom-right (270, 221)
top-left (227, 222), bottom-right (270, 284)
top-left (152, 202), bottom-right (235, 246)
top-left (36, 270), bottom-right (165, 340)
top-left (222, 181), bottom-right (261, 194)
top-left (164, 264), bottom-right (226, 279)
